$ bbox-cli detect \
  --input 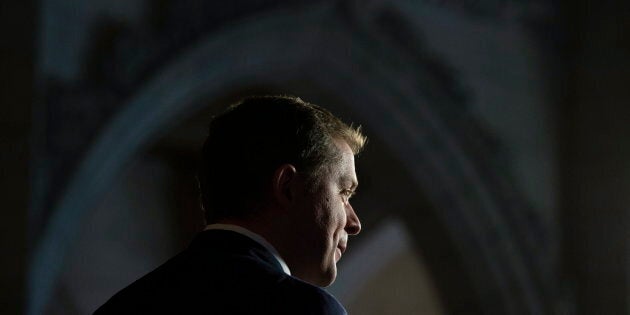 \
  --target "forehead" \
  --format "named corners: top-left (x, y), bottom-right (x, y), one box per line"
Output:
top-left (331, 139), bottom-right (358, 187)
